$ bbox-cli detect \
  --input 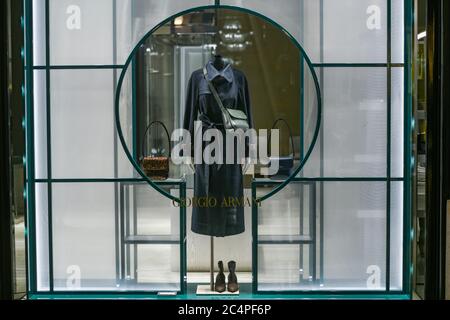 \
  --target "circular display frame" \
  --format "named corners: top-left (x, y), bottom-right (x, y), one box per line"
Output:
top-left (114, 4), bottom-right (322, 203)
